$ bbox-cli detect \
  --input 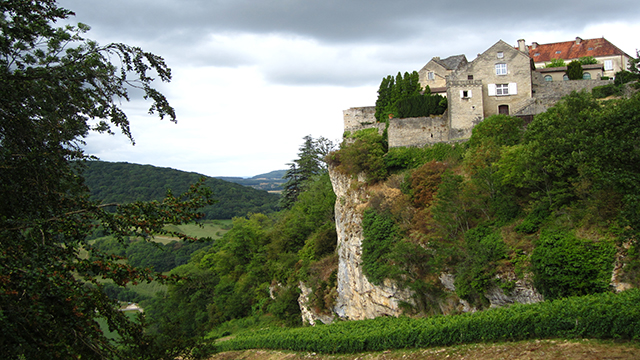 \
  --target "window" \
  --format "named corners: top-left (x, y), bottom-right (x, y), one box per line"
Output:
top-left (604, 60), bottom-right (613, 71)
top-left (488, 83), bottom-right (517, 96)
top-left (460, 90), bottom-right (472, 98)
top-left (495, 63), bottom-right (507, 75)
top-left (555, 50), bottom-right (561, 54)
top-left (467, 75), bottom-right (474, 80)
top-left (563, 74), bottom-right (569, 81)
top-left (588, 47), bottom-right (593, 51)
top-left (583, 73), bottom-right (592, 80)
top-left (497, 51), bottom-right (504, 58)
top-left (427, 71), bottom-right (435, 80)
top-left (534, 53), bottom-right (540, 57)
top-left (498, 105), bottom-right (509, 115)
top-left (544, 75), bottom-right (553, 82)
